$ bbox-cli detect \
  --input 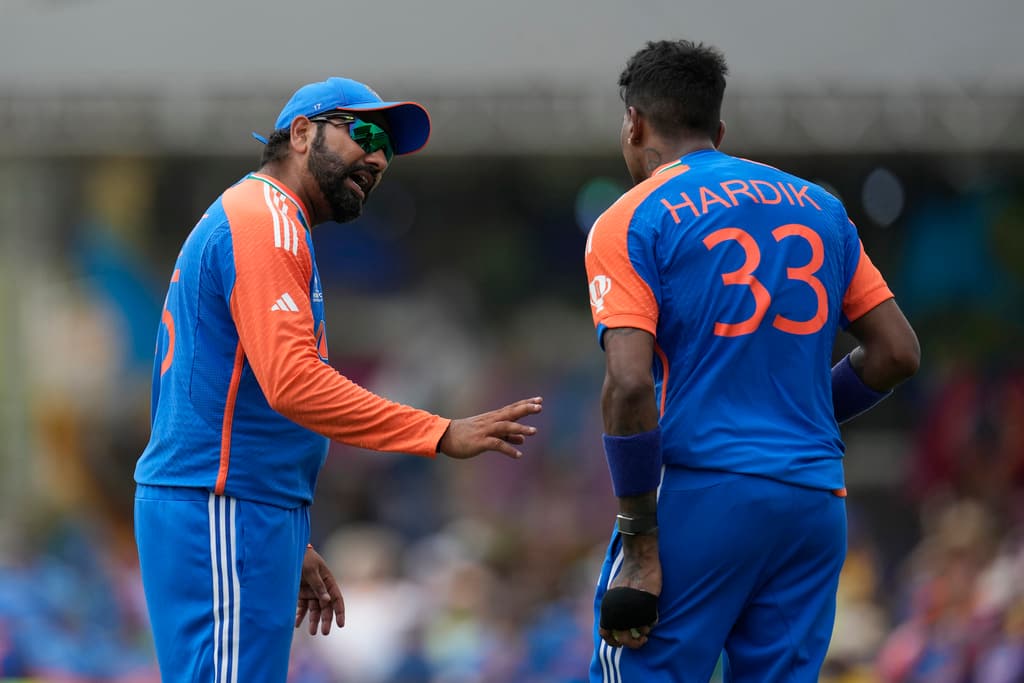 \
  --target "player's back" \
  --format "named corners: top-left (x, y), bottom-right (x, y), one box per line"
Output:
top-left (589, 149), bottom-right (869, 491)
